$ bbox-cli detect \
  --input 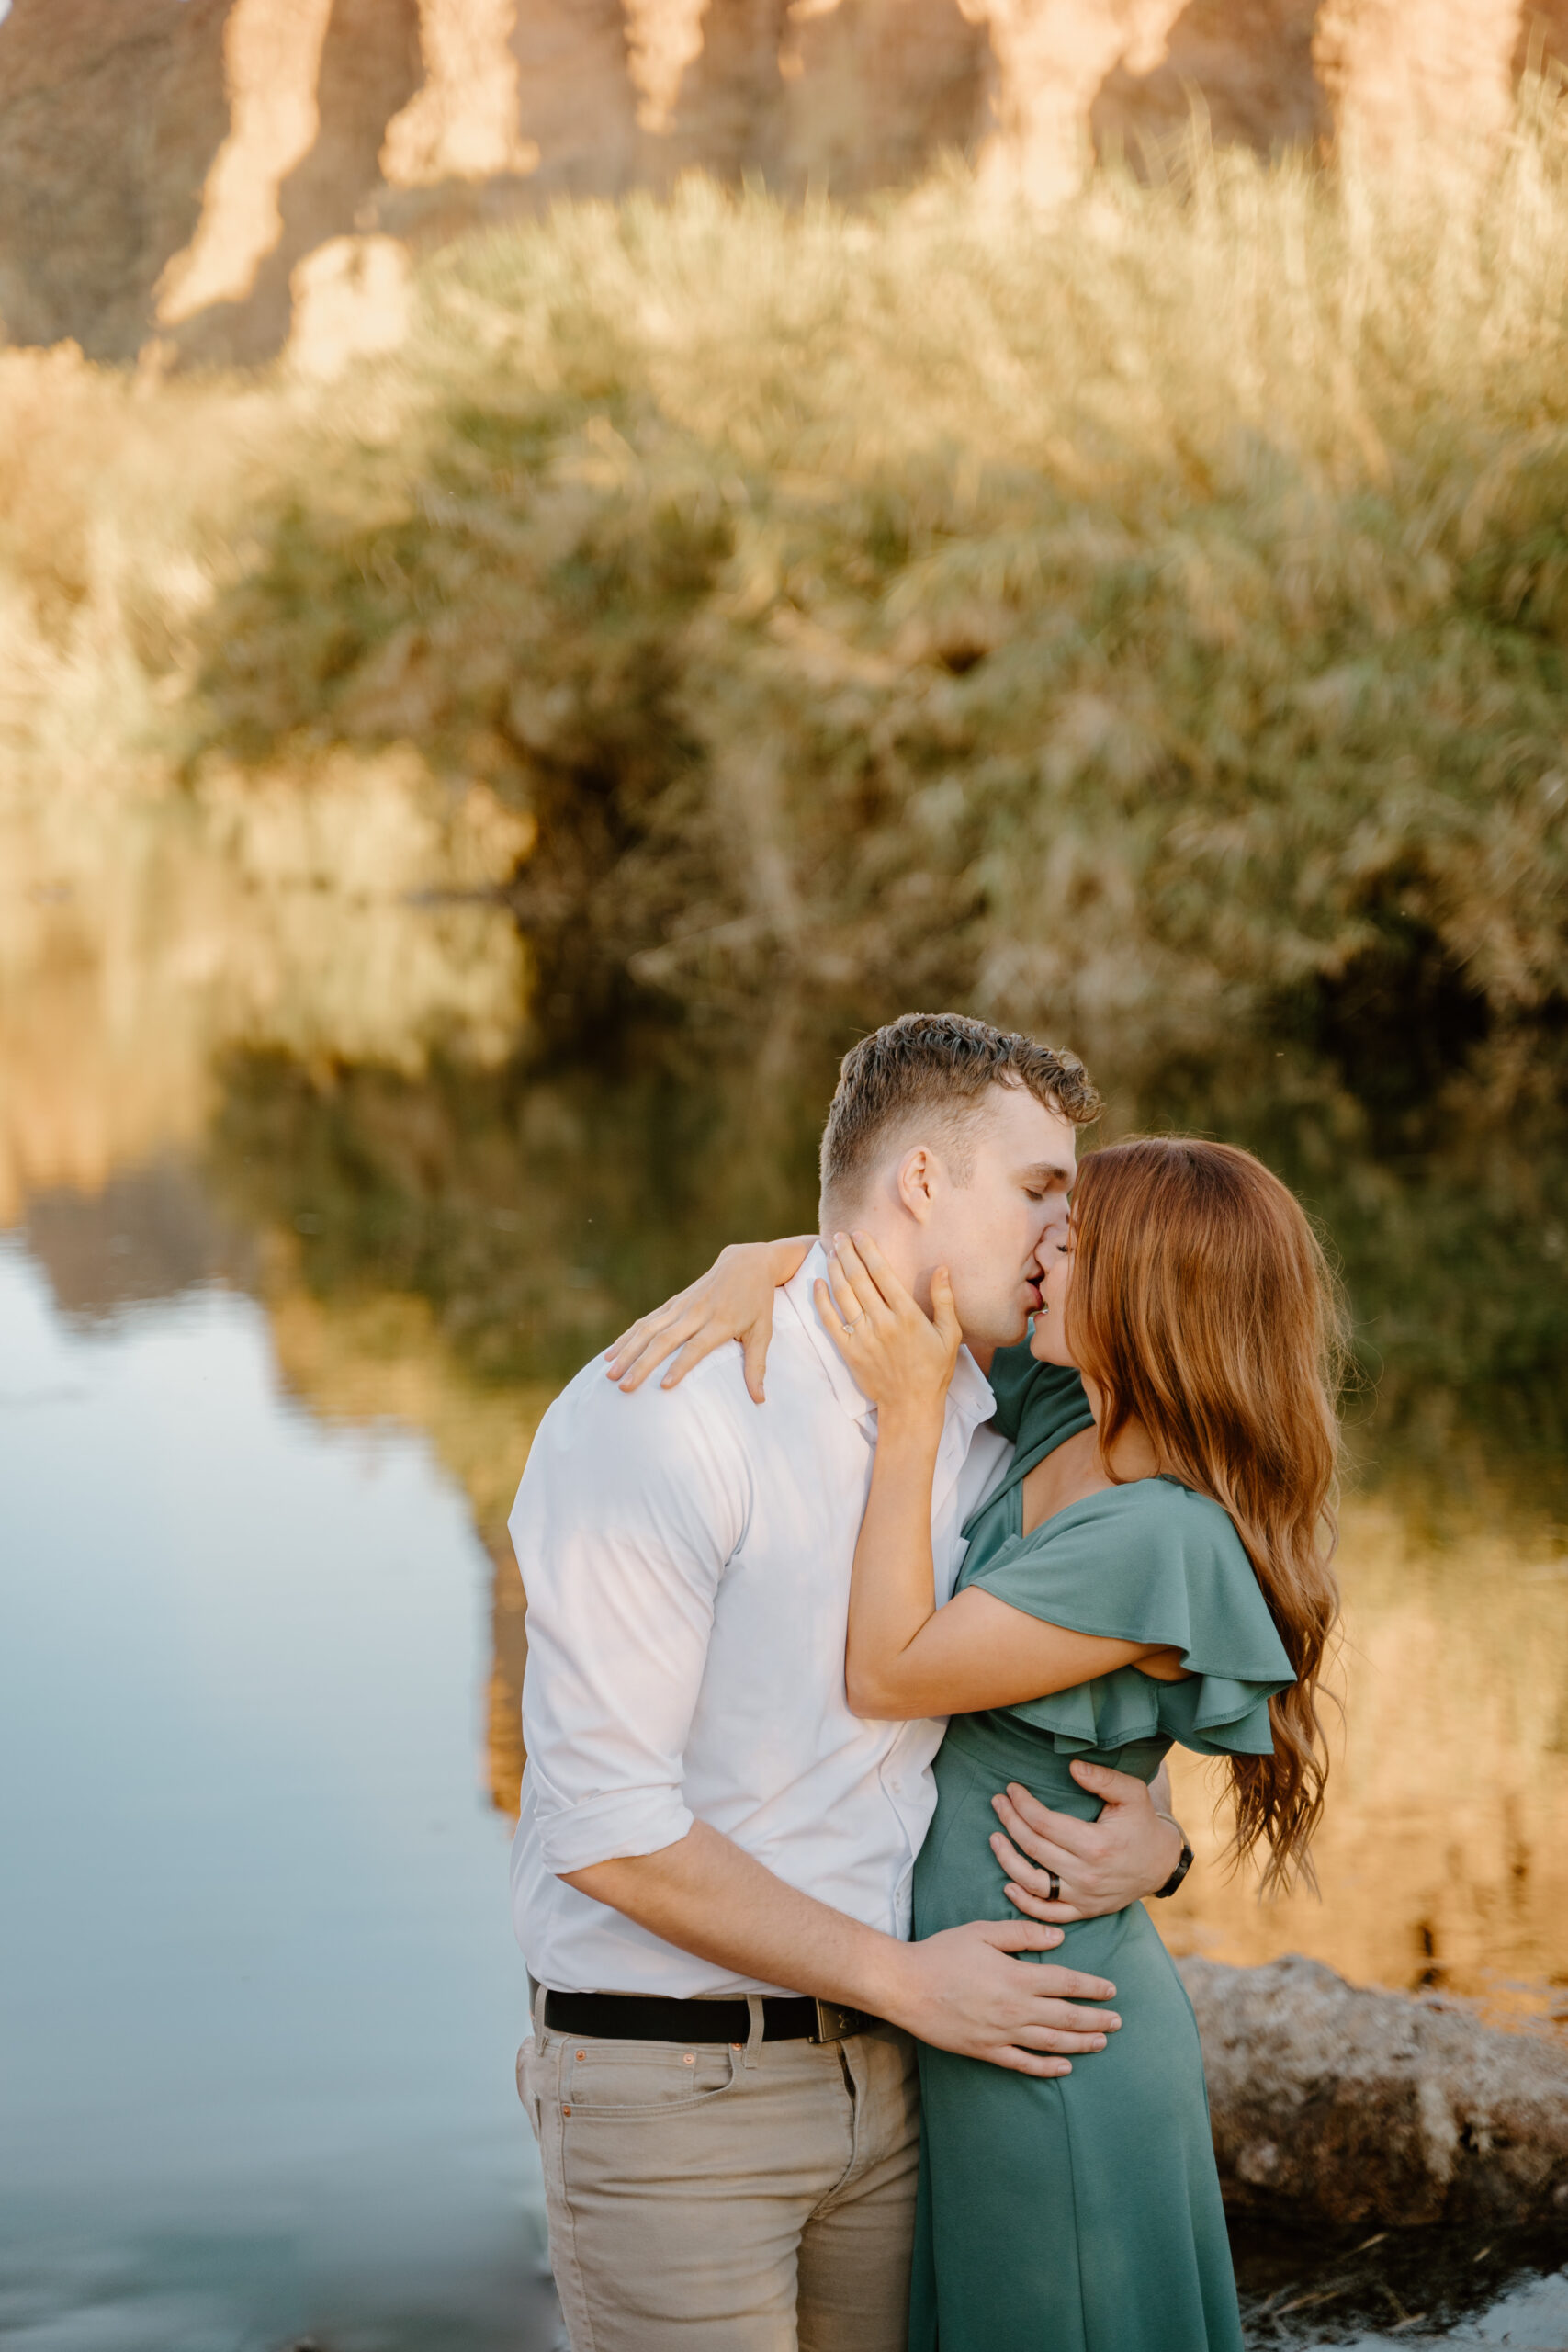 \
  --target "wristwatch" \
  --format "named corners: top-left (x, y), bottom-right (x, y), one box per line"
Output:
top-left (1152, 1811), bottom-right (1195, 1899)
